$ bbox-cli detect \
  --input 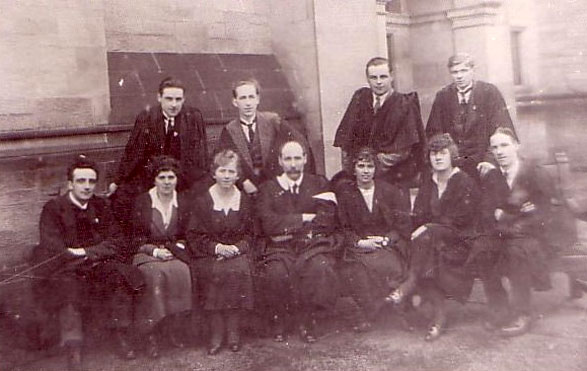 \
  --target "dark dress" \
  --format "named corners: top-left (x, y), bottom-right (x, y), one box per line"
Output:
top-left (335, 179), bottom-right (412, 315)
top-left (409, 169), bottom-right (480, 301)
top-left (187, 188), bottom-right (255, 311)
top-left (130, 191), bottom-right (193, 334)
top-left (475, 162), bottom-right (555, 316)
